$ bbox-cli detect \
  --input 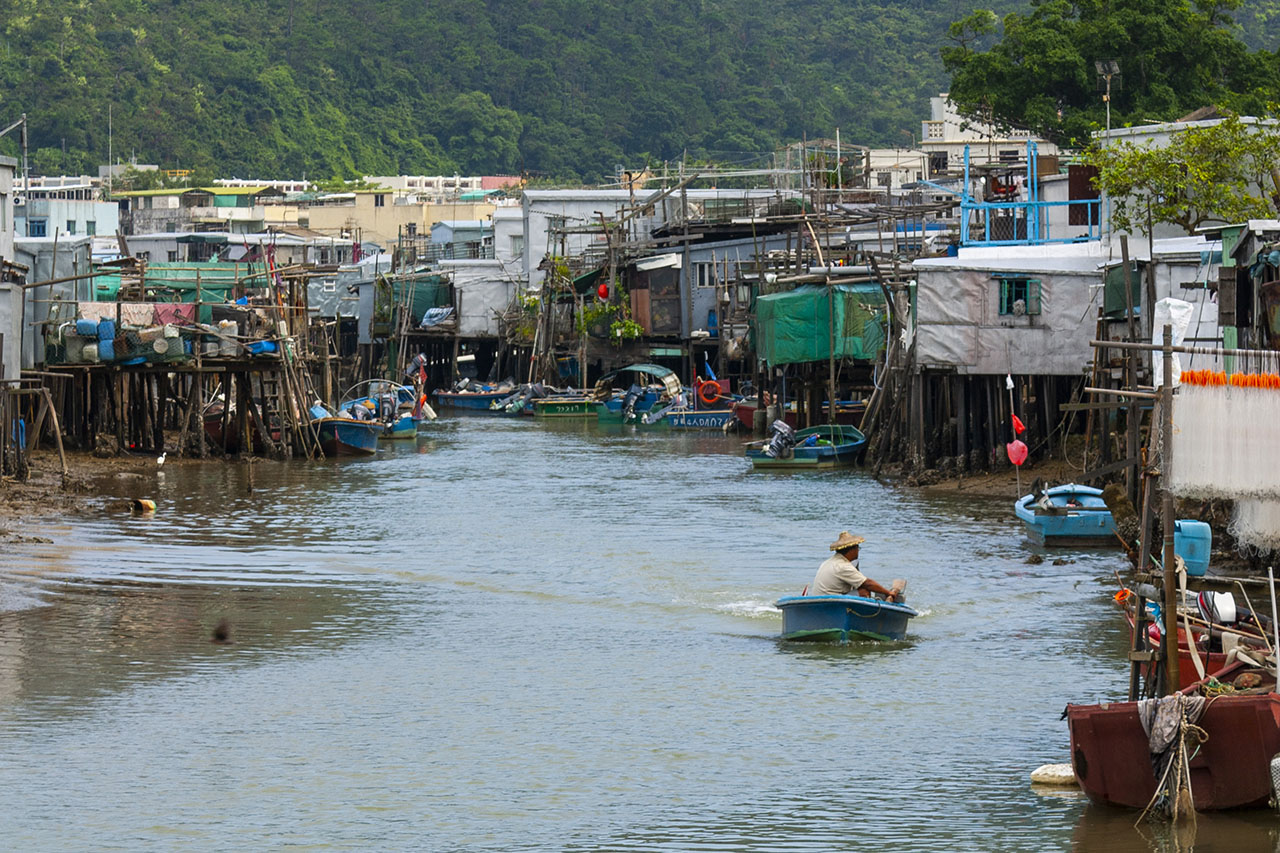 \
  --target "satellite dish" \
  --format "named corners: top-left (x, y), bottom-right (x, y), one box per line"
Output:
top-left (1012, 298), bottom-right (1027, 316)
